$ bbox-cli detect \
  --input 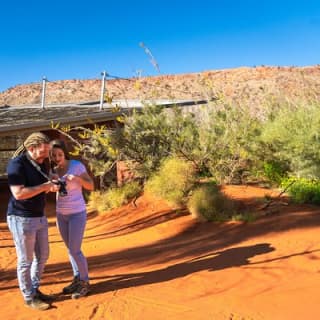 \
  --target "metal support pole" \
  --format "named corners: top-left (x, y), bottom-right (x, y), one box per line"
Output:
top-left (99, 71), bottom-right (107, 111)
top-left (41, 76), bottom-right (47, 109)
